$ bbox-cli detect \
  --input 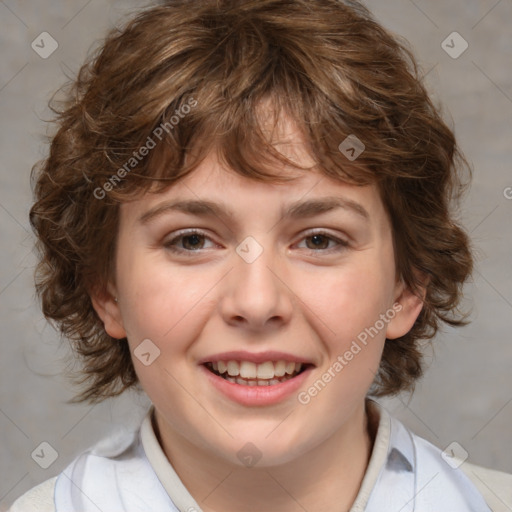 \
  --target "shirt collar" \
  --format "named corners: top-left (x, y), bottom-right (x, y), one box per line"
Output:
top-left (140, 398), bottom-right (412, 512)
